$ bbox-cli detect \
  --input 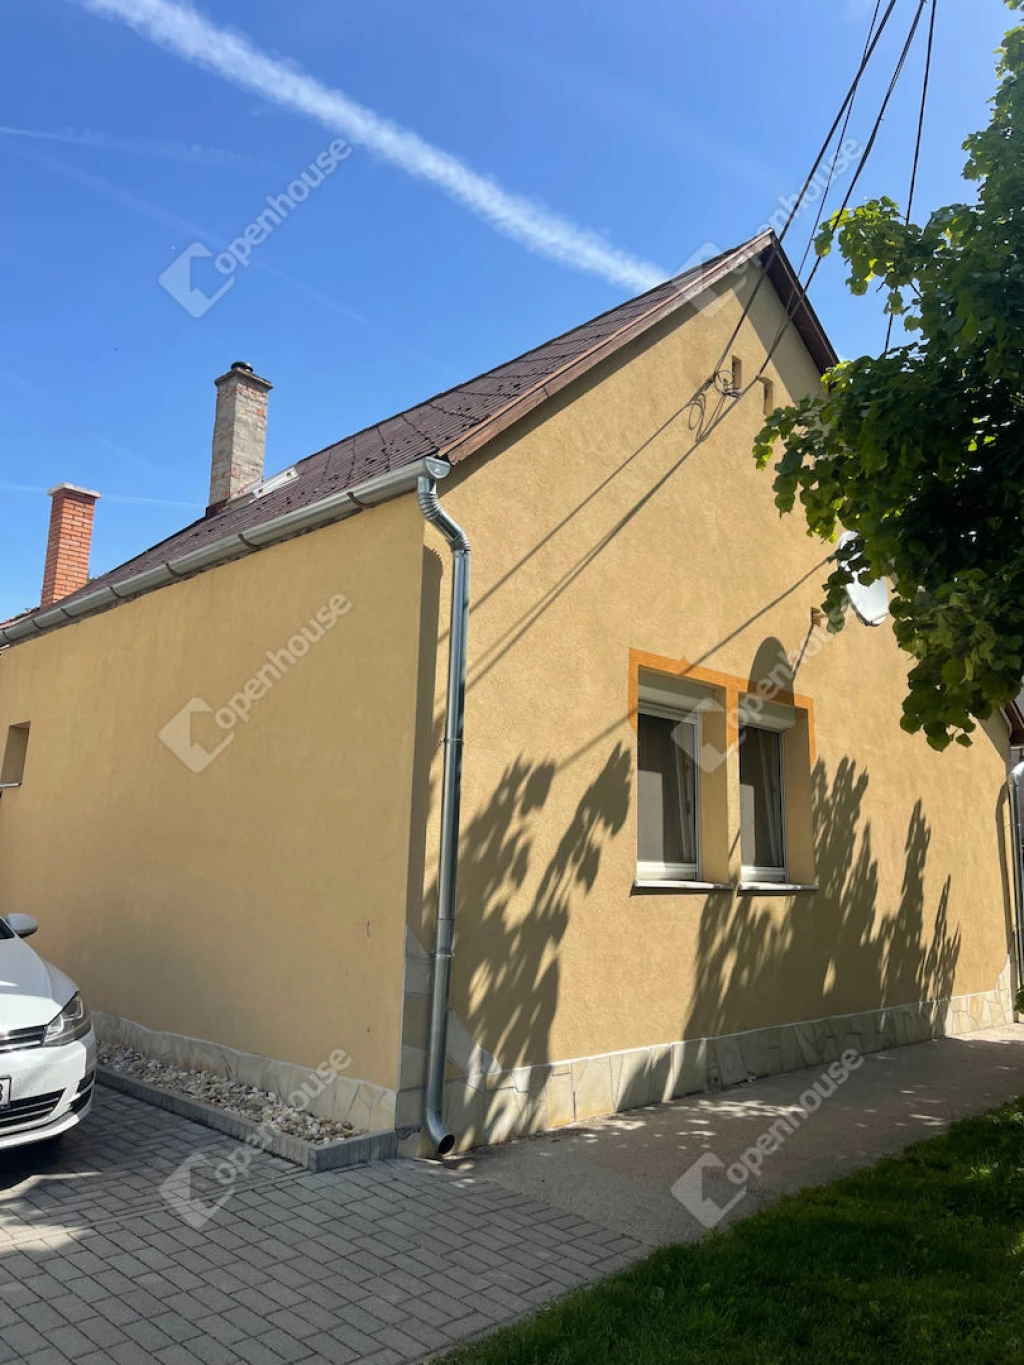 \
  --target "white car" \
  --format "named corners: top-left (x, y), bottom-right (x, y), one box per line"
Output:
top-left (0, 913), bottom-right (95, 1149)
